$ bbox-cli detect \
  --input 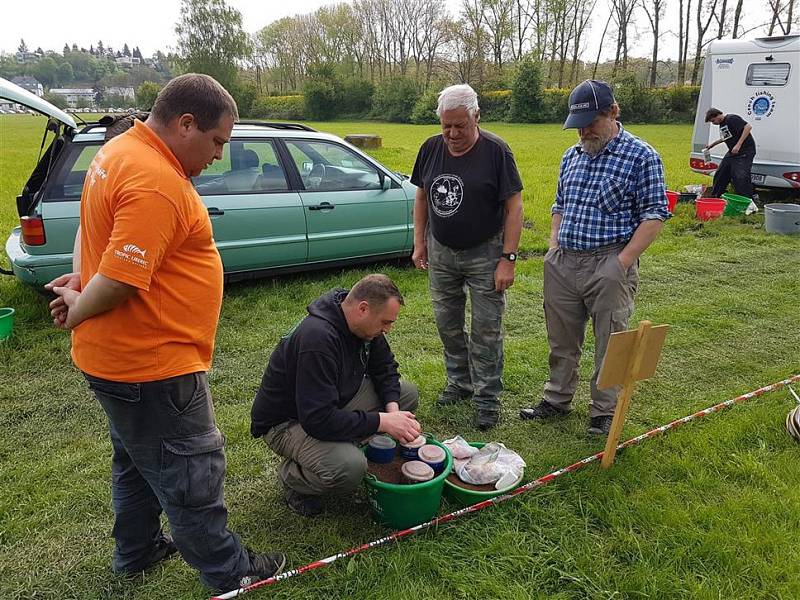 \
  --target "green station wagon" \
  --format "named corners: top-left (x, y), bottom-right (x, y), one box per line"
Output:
top-left (1, 77), bottom-right (416, 287)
